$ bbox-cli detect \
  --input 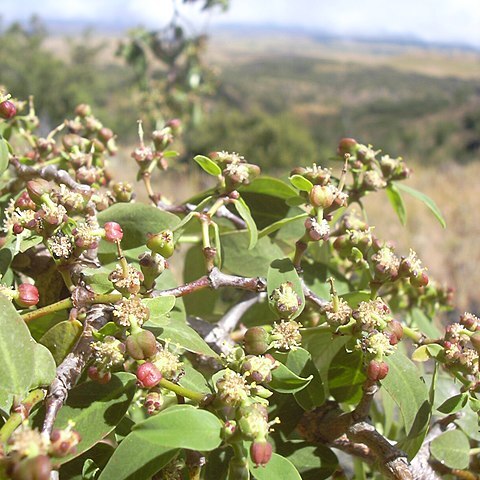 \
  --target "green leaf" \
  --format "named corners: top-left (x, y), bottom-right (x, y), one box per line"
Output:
top-left (142, 296), bottom-right (176, 318)
top-left (412, 344), bottom-right (444, 362)
top-left (258, 213), bottom-right (308, 239)
top-left (396, 182), bottom-right (446, 228)
top-left (232, 197), bottom-right (258, 249)
top-left (267, 258), bottom-right (305, 321)
top-left (98, 440), bottom-right (176, 480)
top-left (430, 429), bottom-right (470, 469)
top-left (221, 231), bottom-right (284, 277)
top-left (289, 174), bottom-right (313, 193)
top-left (269, 362), bottom-right (312, 394)
top-left (385, 183), bottom-right (407, 225)
top-left (339, 290), bottom-right (371, 308)
top-left (0, 294), bottom-right (56, 413)
top-left (328, 348), bottom-right (366, 405)
top-left (382, 351), bottom-right (431, 459)
top-left (239, 177), bottom-right (297, 199)
top-left (145, 315), bottom-right (219, 358)
top-left (248, 452), bottom-right (302, 480)
top-left (60, 443), bottom-right (114, 480)
top-left (273, 348), bottom-right (325, 409)
top-left (408, 308), bottom-right (442, 339)
top-left (133, 404), bottom-right (223, 450)
top-left (437, 392), bottom-right (469, 414)
top-left (48, 373), bottom-right (136, 465)
top-left (280, 443), bottom-right (338, 480)
top-left (39, 320), bottom-right (83, 365)
top-left (193, 154), bottom-right (222, 176)
top-left (0, 136), bottom-right (9, 175)
top-left (97, 203), bottom-right (180, 255)
top-left (302, 330), bottom-right (349, 399)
